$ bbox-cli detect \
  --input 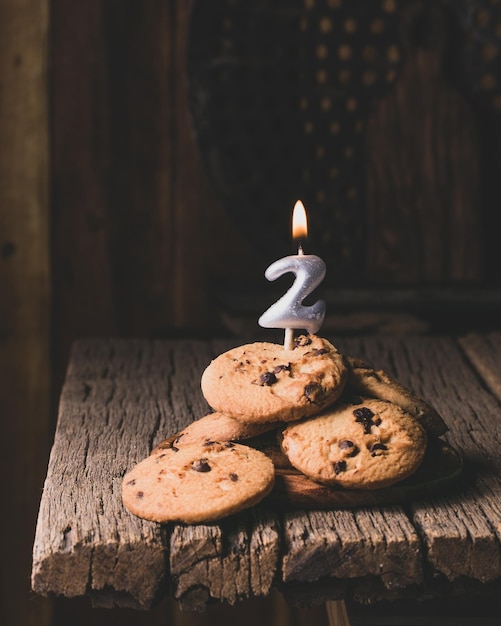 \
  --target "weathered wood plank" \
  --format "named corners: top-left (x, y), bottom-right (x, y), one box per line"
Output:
top-left (33, 335), bottom-right (501, 612)
top-left (102, 0), bottom-right (176, 337)
top-left (171, 0), bottom-right (258, 331)
top-left (50, 0), bottom-right (117, 388)
top-left (32, 339), bottom-right (214, 609)
top-left (0, 1), bottom-right (52, 625)
top-left (281, 506), bottom-right (421, 590)
top-left (459, 332), bottom-right (501, 400)
top-left (170, 507), bottom-right (280, 610)
top-left (338, 335), bottom-right (501, 584)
